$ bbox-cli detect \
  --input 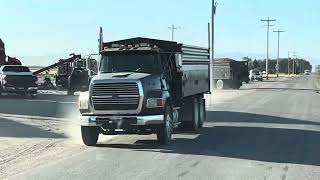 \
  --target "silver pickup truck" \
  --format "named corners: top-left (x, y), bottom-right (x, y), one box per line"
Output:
top-left (0, 65), bottom-right (38, 97)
